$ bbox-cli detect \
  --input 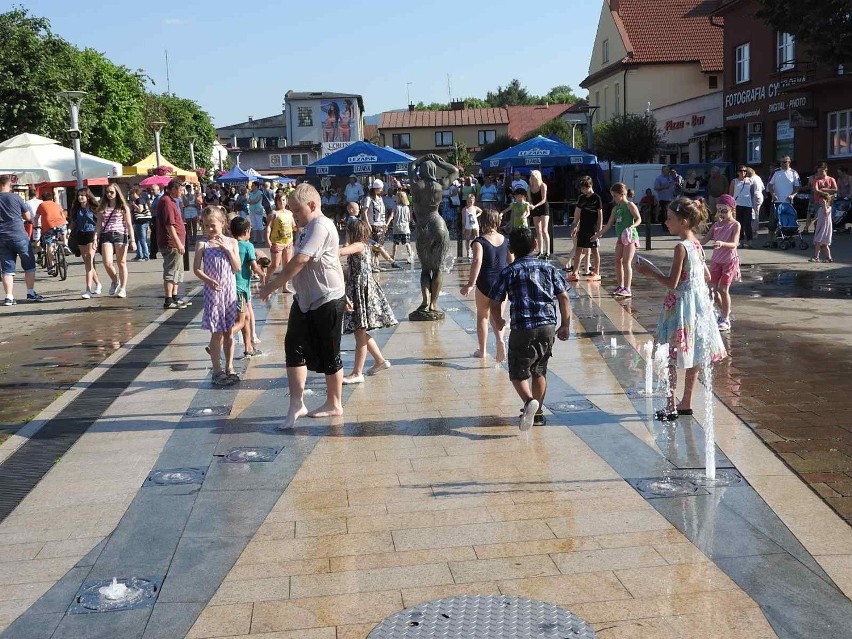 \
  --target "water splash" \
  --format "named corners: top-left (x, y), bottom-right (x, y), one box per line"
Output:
top-left (98, 578), bottom-right (129, 601)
